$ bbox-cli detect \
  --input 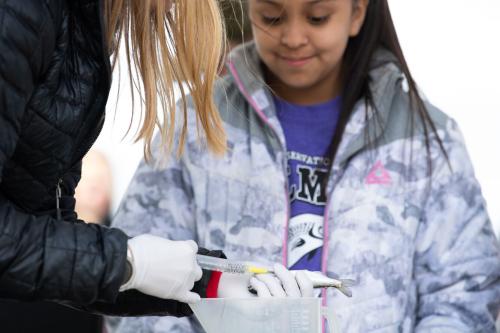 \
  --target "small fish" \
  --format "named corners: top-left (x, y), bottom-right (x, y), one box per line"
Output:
top-left (295, 270), bottom-right (355, 298)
